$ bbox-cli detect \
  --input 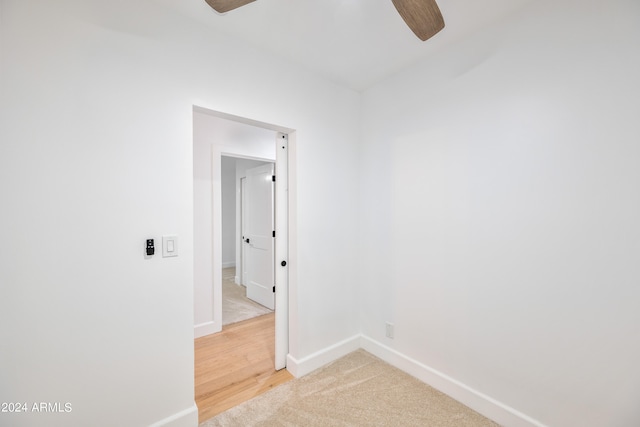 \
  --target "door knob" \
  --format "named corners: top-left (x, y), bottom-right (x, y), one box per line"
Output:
top-left (281, 261), bottom-right (287, 267)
